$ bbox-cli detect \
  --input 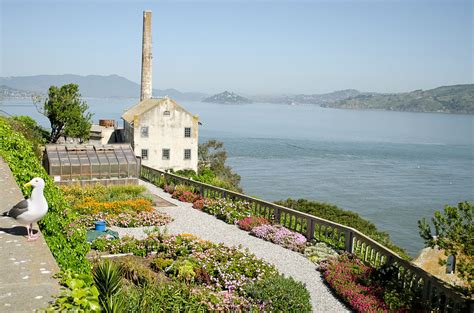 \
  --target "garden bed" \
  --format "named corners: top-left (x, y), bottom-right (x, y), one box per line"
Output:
top-left (61, 184), bottom-right (173, 228)
top-left (88, 232), bottom-right (312, 312)
top-left (161, 182), bottom-right (424, 312)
